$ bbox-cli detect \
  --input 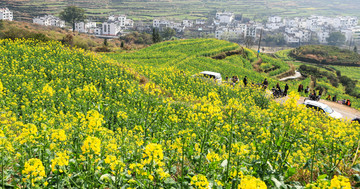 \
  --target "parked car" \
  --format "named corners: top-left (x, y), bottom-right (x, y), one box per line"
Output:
top-left (193, 71), bottom-right (222, 84)
top-left (303, 100), bottom-right (343, 119)
top-left (352, 118), bottom-right (360, 124)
